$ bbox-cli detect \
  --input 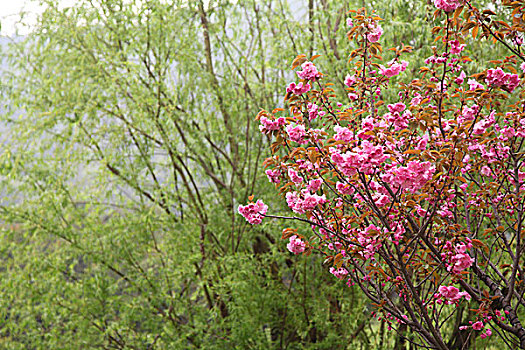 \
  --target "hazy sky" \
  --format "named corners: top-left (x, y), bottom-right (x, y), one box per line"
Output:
top-left (1, 0), bottom-right (75, 36)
